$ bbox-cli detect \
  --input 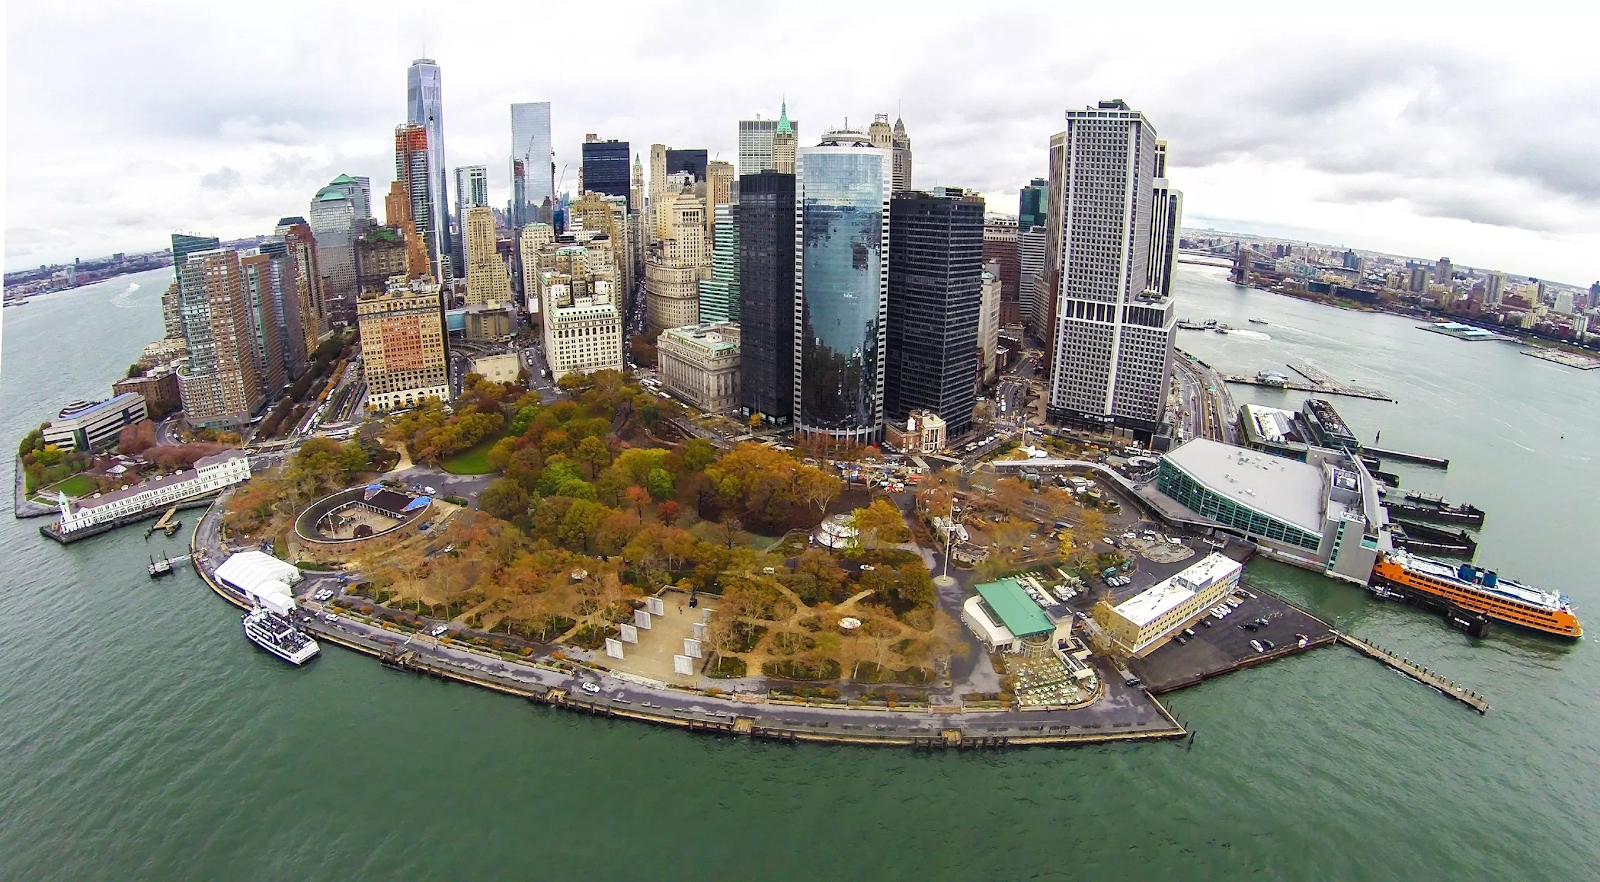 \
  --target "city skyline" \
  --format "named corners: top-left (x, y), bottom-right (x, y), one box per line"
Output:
top-left (8, 3), bottom-right (1598, 284)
